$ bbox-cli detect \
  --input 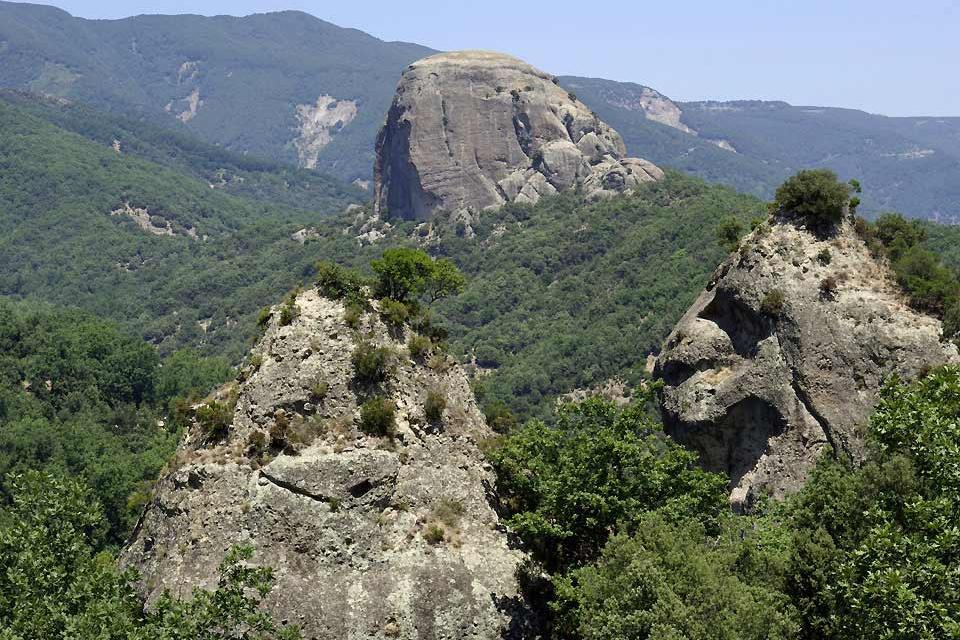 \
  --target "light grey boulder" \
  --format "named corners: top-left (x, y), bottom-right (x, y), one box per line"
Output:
top-left (655, 217), bottom-right (958, 508)
top-left (373, 50), bottom-right (663, 220)
top-left (122, 290), bottom-right (531, 639)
